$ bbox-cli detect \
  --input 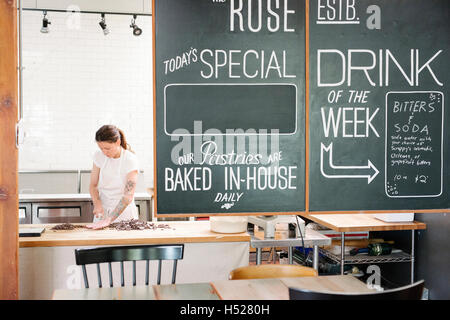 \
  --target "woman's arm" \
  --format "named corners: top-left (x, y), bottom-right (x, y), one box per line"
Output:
top-left (87, 170), bottom-right (138, 229)
top-left (89, 164), bottom-right (104, 218)
top-left (107, 170), bottom-right (138, 220)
